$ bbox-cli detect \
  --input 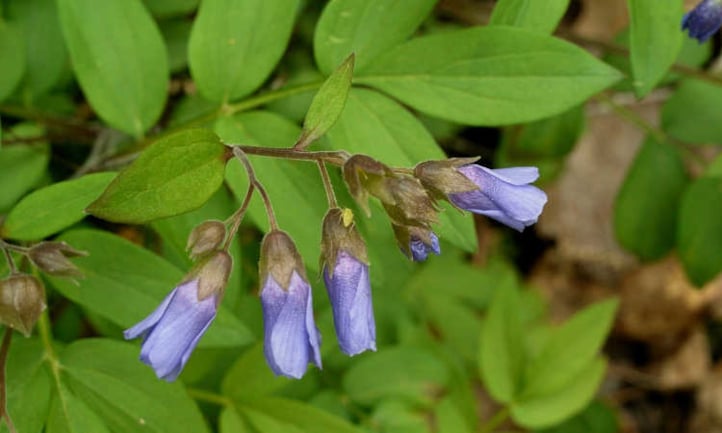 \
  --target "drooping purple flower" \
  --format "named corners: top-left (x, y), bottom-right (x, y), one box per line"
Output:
top-left (261, 270), bottom-right (322, 378)
top-left (323, 251), bottom-right (376, 356)
top-left (682, 0), bottom-right (722, 43)
top-left (448, 165), bottom-right (547, 232)
top-left (124, 279), bottom-right (218, 381)
top-left (410, 231), bottom-right (440, 262)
